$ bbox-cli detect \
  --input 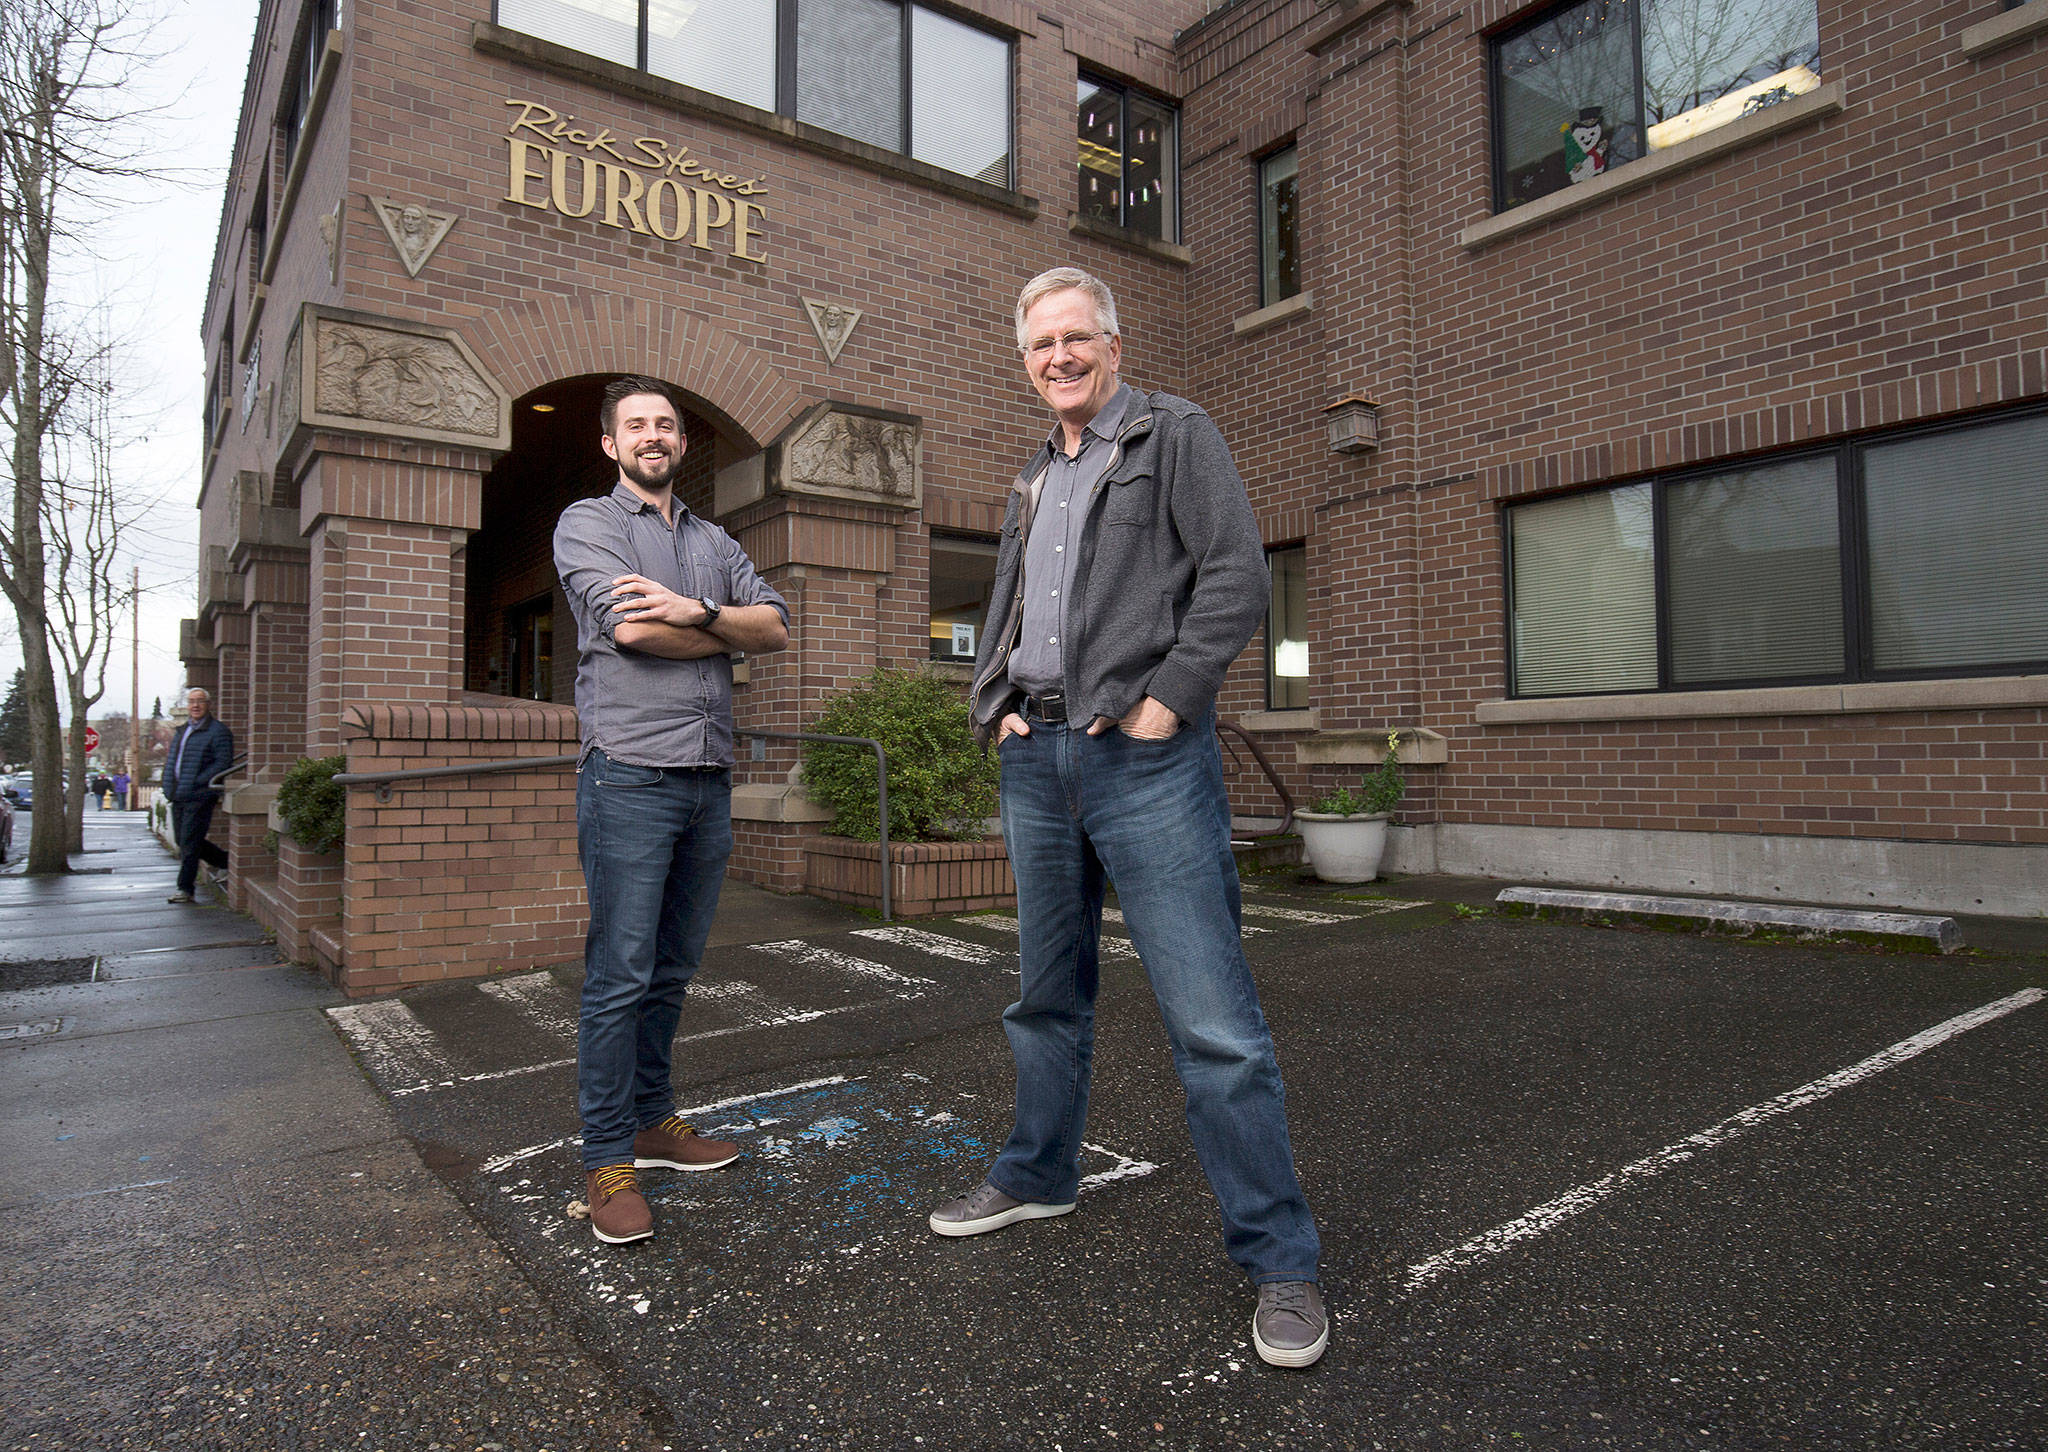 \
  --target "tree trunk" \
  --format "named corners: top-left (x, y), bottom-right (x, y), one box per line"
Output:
top-left (65, 688), bottom-right (88, 853)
